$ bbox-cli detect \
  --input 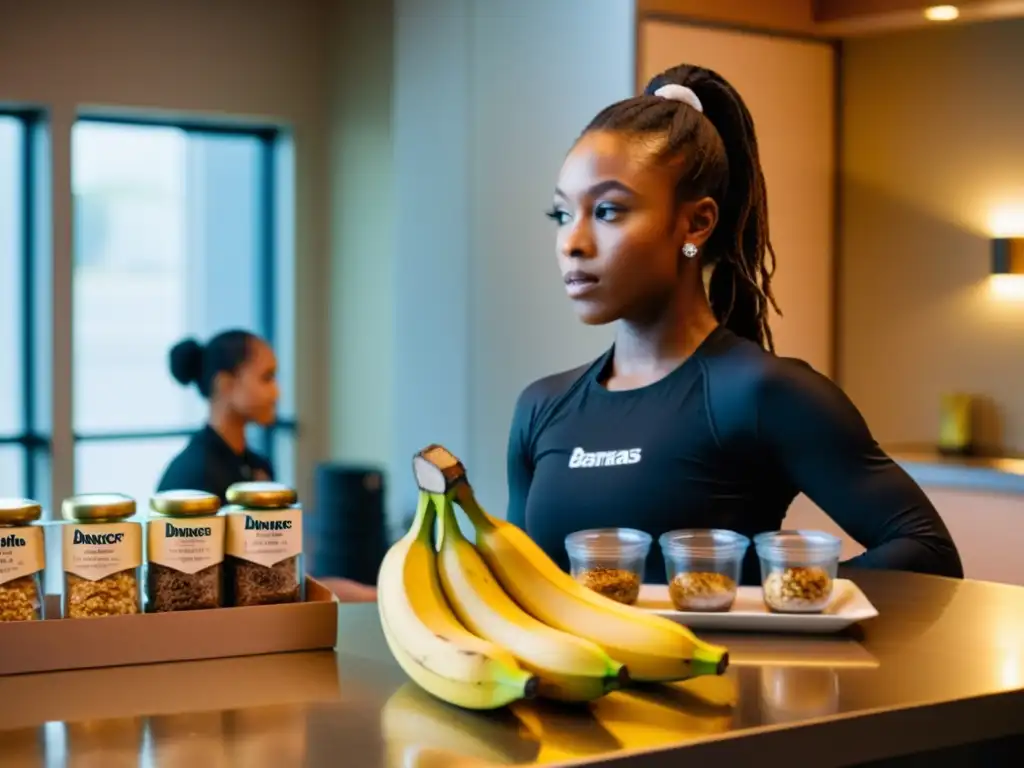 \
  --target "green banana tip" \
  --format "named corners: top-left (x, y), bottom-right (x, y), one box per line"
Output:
top-left (604, 665), bottom-right (631, 693)
top-left (522, 674), bottom-right (540, 700)
top-left (690, 651), bottom-right (729, 678)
